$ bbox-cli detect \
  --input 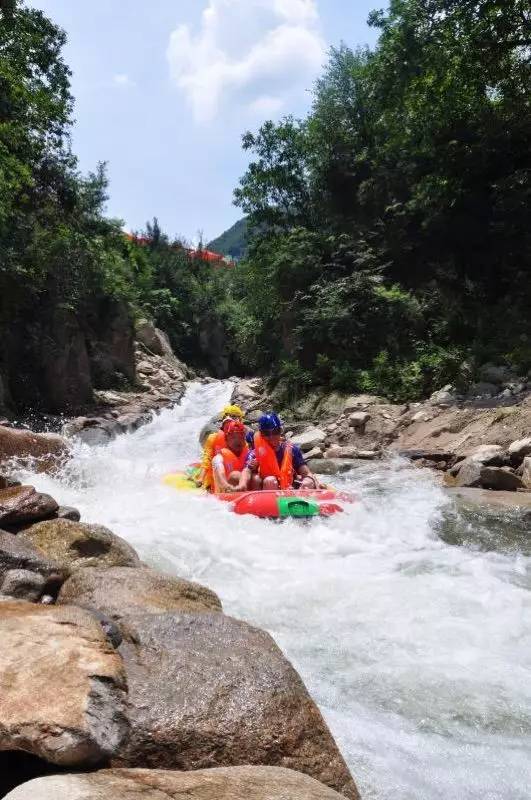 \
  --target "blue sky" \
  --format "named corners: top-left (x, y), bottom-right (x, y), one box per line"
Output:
top-left (31, 0), bottom-right (382, 243)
